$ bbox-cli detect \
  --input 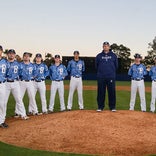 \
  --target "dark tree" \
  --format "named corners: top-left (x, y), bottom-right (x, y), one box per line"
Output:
top-left (44, 53), bottom-right (54, 67)
top-left (111, 43), bottom-right (131, 73)
top-left (144, 36), bottom-right (156, 66)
